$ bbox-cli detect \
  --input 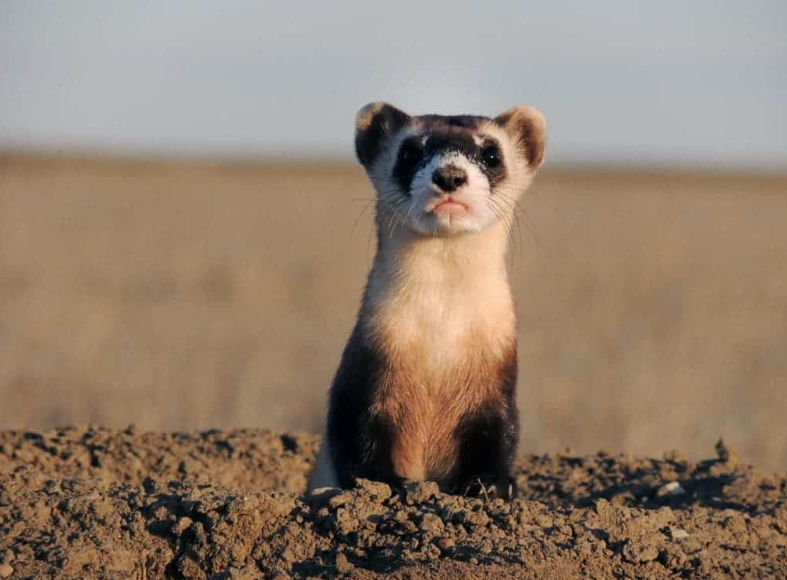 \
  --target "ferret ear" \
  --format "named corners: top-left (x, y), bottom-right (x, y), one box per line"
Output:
top-left (355, 102), bottom-right (411, 168)
top-left (495, 106), bottom-right (546, 169)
